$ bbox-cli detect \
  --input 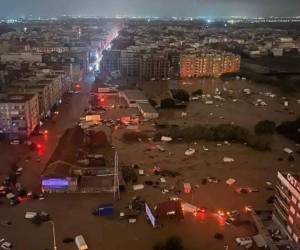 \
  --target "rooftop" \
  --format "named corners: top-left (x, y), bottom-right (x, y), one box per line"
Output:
top-left (122, 89), bottom-right (148, 101)
top-left (0, 93), bottom-right (36, 103)
top-left (138, 102), bottom-right (158, 114)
